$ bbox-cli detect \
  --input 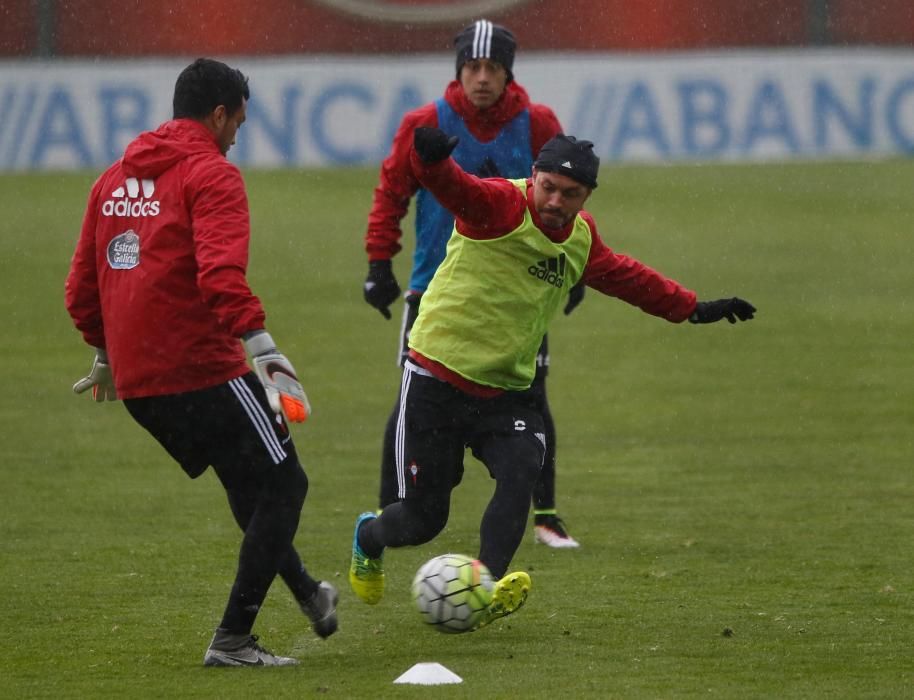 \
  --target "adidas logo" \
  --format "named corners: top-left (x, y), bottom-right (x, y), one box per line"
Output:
top-left (101, 177), bottom-right (160, 217)
top-left (527, 253), bottom-right (566, 288)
